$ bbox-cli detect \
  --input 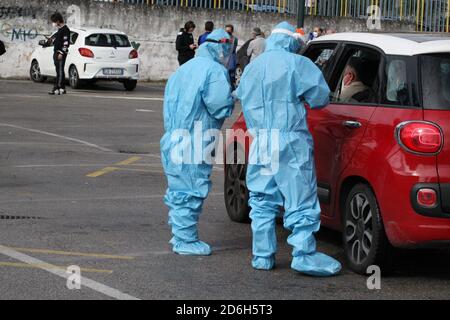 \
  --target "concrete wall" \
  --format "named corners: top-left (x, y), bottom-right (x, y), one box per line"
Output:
top-left (0, 0), bottom-right (415, 80)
